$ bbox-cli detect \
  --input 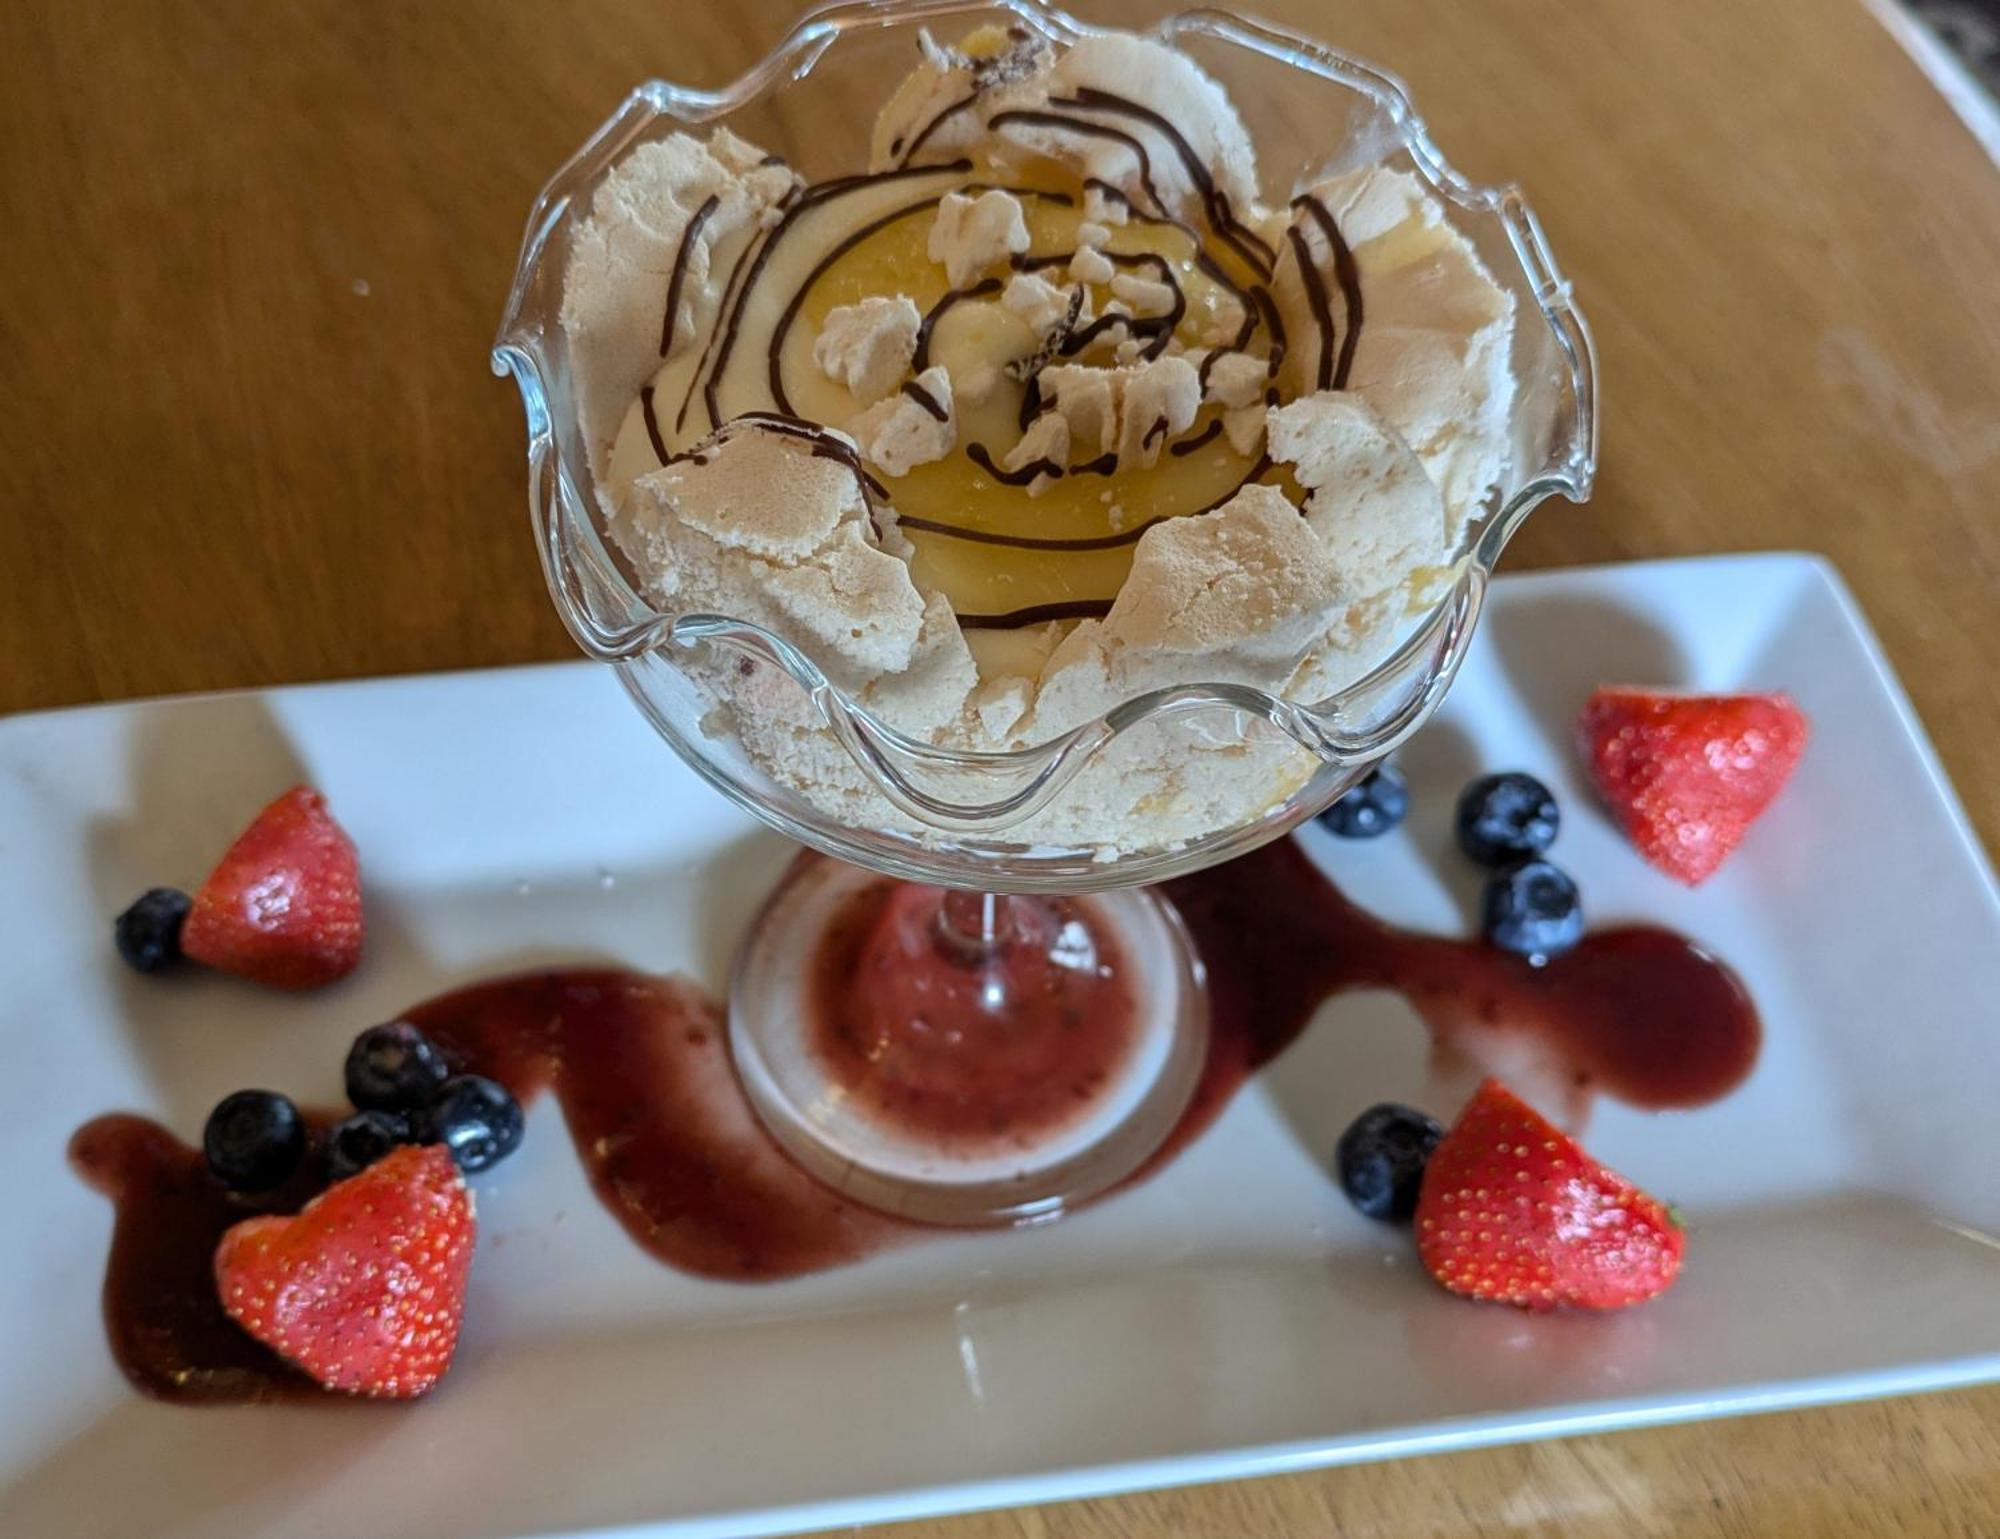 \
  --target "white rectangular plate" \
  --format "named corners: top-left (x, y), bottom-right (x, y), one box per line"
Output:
top-left (4, 553), bottom-right (1998, 1539)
